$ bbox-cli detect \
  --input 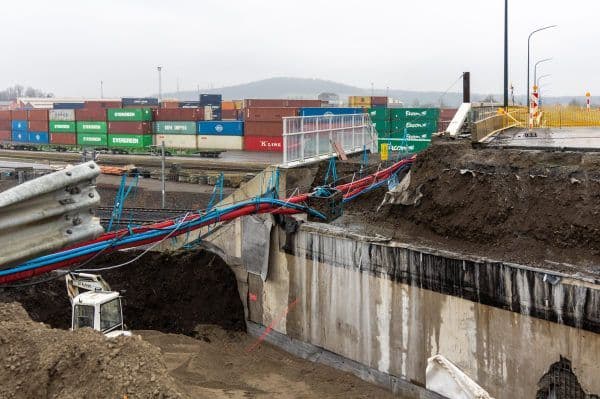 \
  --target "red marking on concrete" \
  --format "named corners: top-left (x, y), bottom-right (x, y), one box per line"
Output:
top-left (246, 298), bottom-right (299, 353)
top-left (249, 292), bottom-right (258, 302)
